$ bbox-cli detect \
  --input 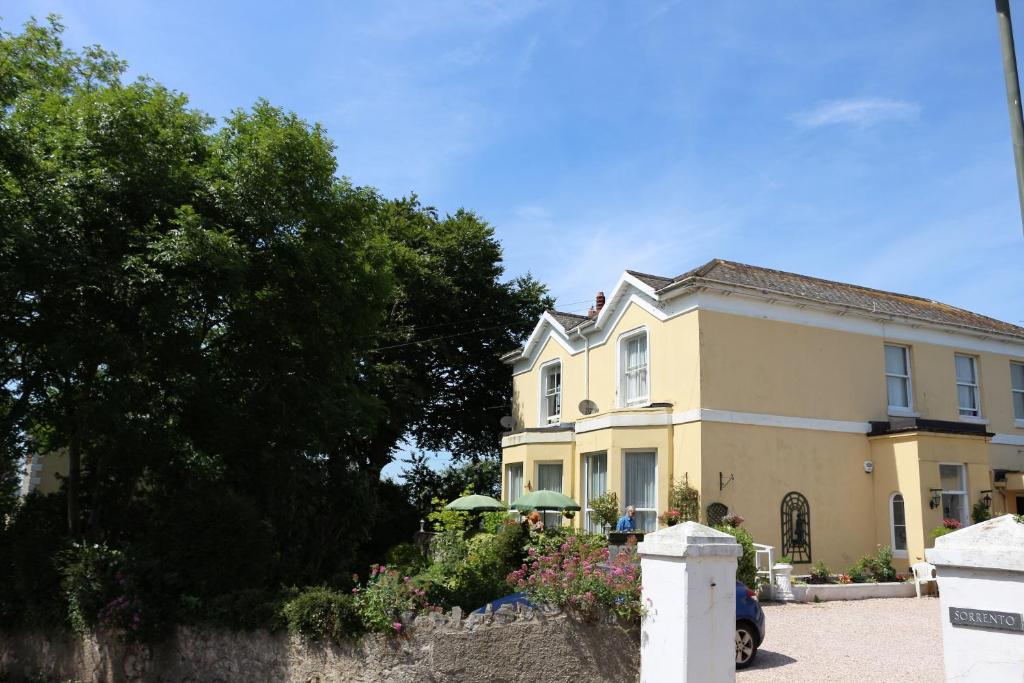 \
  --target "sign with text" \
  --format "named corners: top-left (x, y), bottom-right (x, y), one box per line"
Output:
top-left (949, 607), bottom-right (1024, 632)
